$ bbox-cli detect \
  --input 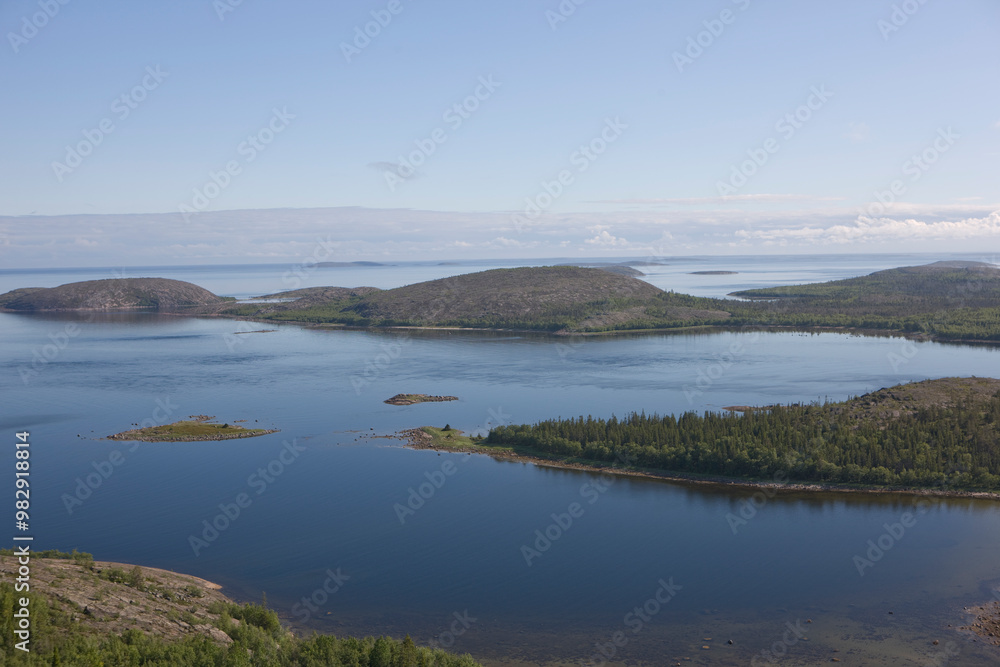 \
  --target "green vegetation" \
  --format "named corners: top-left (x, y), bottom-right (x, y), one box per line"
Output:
top-left (0, 551), bottom-right (481, 667)
top-left (416, 426), bottom-right (484, 450)
top-left (222, 266), bottom-right (711, 332)
top-left (108, 419), bottom-right (278, 442)
top-left (481, 378), bottom-right (1000, 492)
top-left (221, 261), bottom-right (1000, 341)
top-left (726, 261), bottom-right (1000, 341)
top-left (7, 262), bottom-right (1000, 340)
